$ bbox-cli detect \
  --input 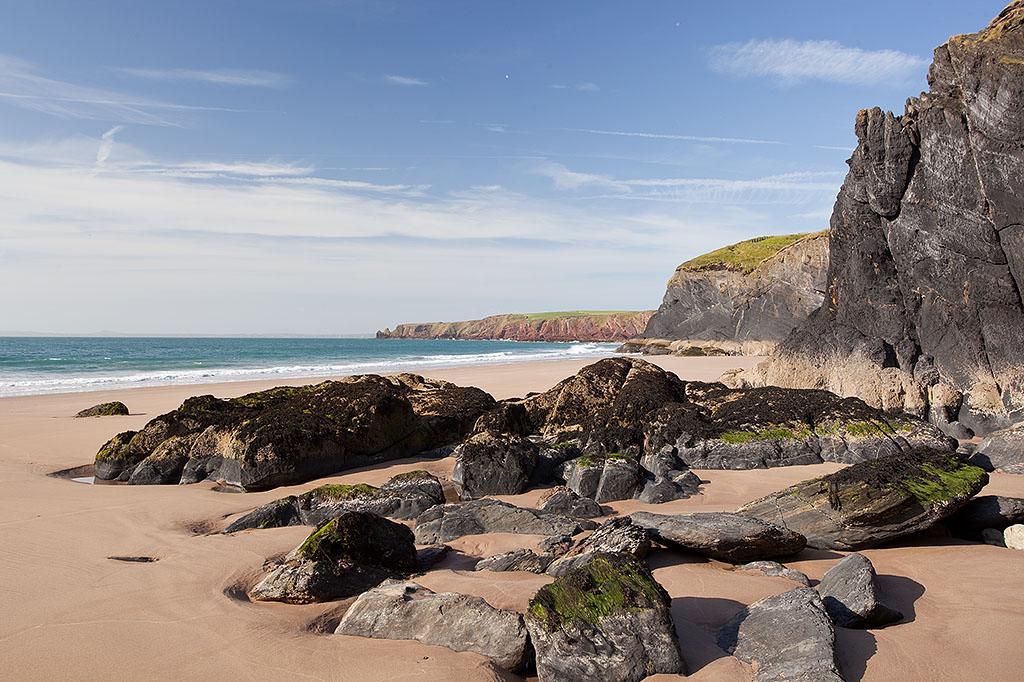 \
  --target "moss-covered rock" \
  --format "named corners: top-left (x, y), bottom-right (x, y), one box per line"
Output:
top-left (75, 401), bottom-right (129, 418)
top-left (525, 553), bottom-right (685, 681)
